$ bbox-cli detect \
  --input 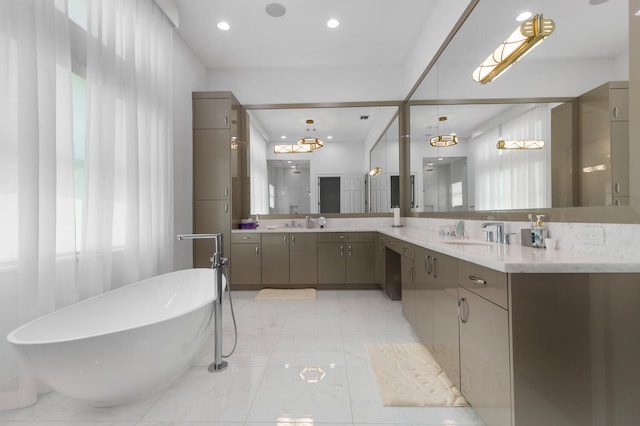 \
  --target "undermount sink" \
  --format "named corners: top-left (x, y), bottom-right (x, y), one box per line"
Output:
top-left (440, 240), bottom-right (493, 246)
